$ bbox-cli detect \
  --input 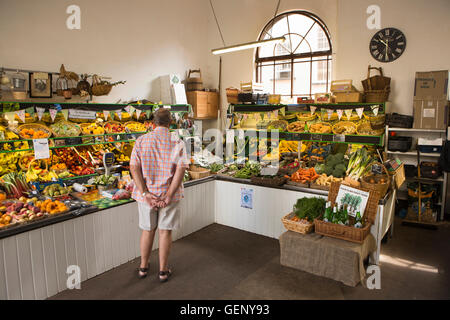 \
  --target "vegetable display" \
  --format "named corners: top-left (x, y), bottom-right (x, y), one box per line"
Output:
top-left (234, 162), bottom-right (261, 179)
top-left (92, 174), bottom-right (117, 186)
top-left (293, 197), bottom-right (326, 222)
top-left (346, 147), bottom-right (374, 180)
top-left (289, 167), bottom-right (319, 184)
top-left (314, 153), bottom-right (348, 178)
